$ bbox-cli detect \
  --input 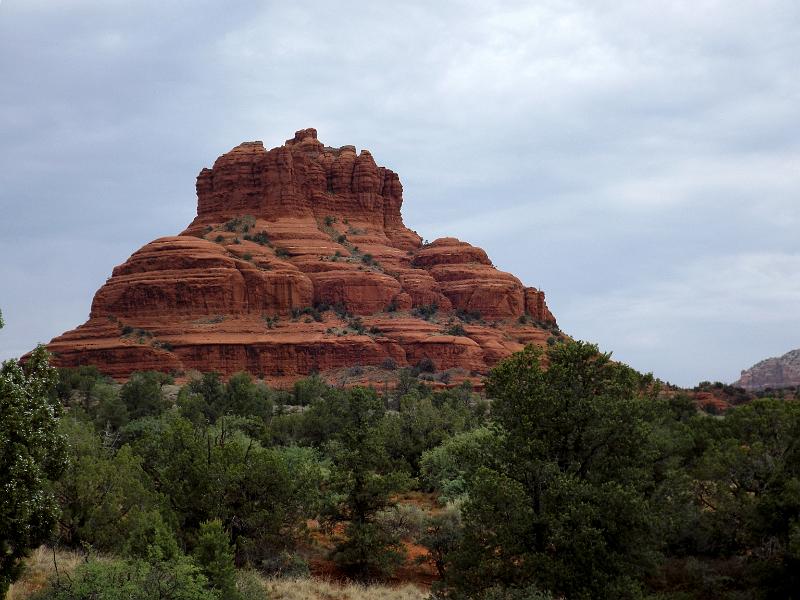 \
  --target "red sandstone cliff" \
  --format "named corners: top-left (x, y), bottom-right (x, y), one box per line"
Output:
top-left (45, 129), bottom-right (560, 384)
